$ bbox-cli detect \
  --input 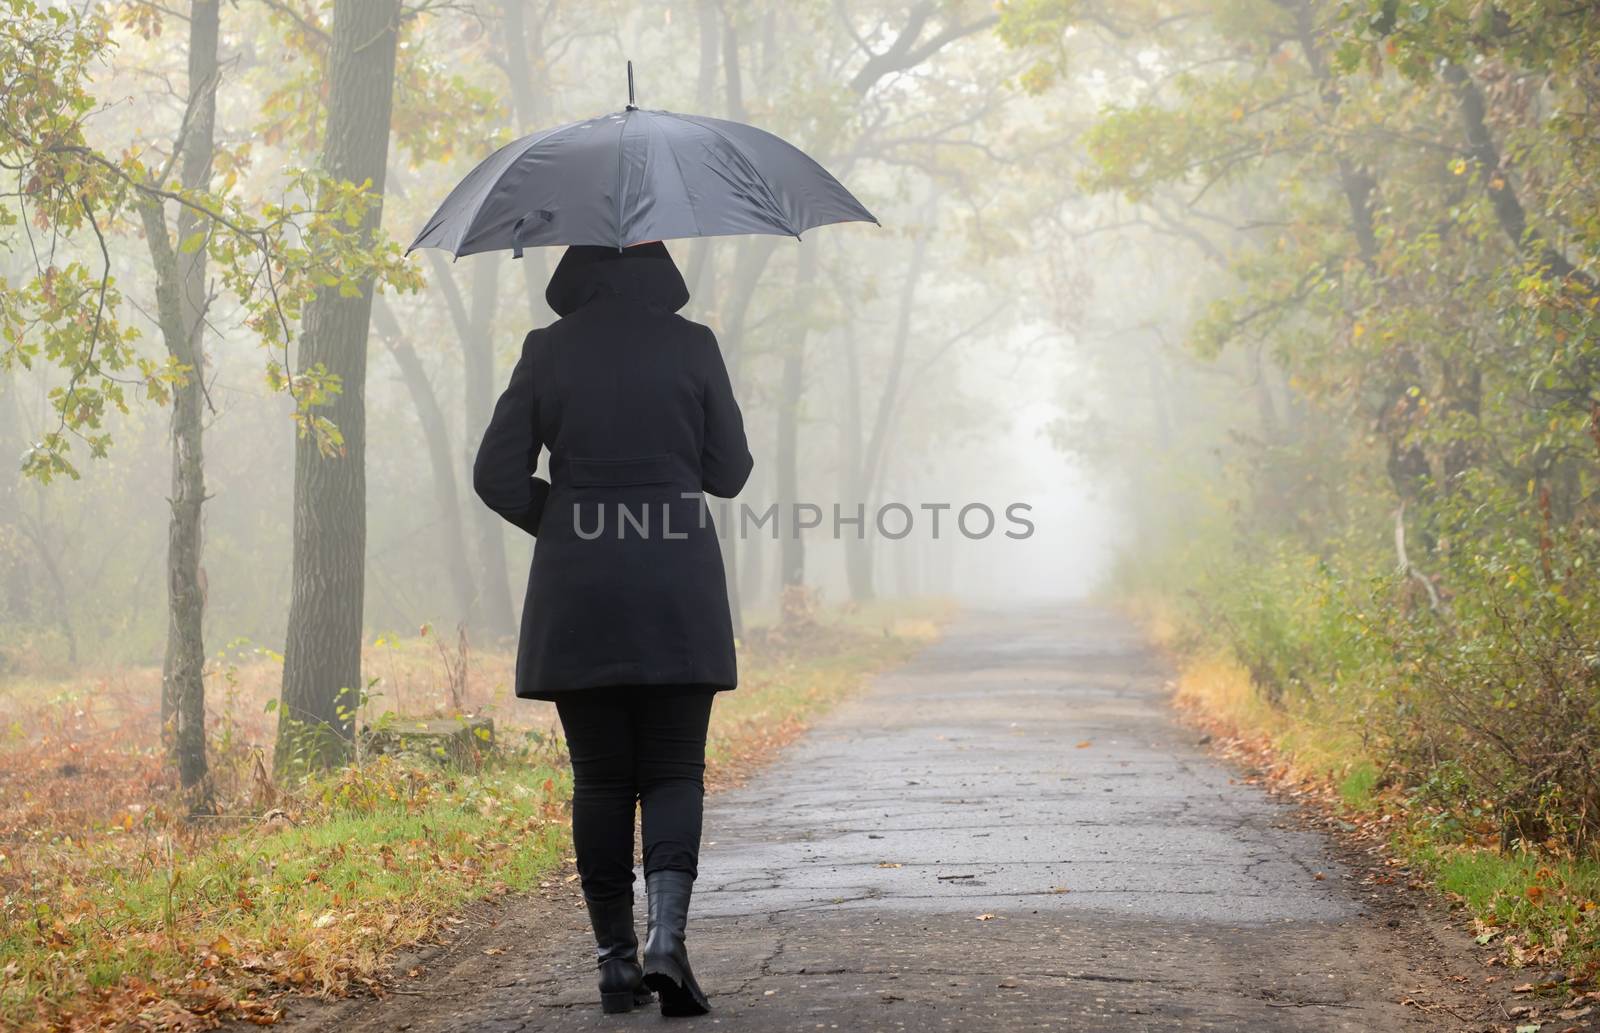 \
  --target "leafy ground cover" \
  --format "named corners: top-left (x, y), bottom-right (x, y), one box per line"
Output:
top-left (0, 601), bottom-right (943, 1031)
